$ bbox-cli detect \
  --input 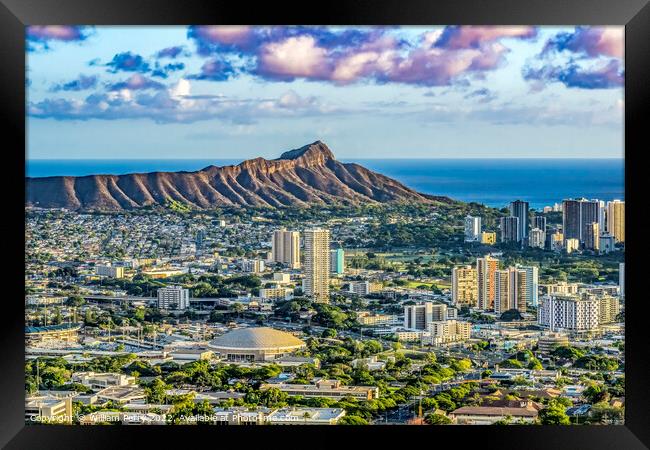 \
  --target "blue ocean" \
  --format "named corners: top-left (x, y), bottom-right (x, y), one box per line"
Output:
top-left (26, 158), bottom-right (624, 210)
